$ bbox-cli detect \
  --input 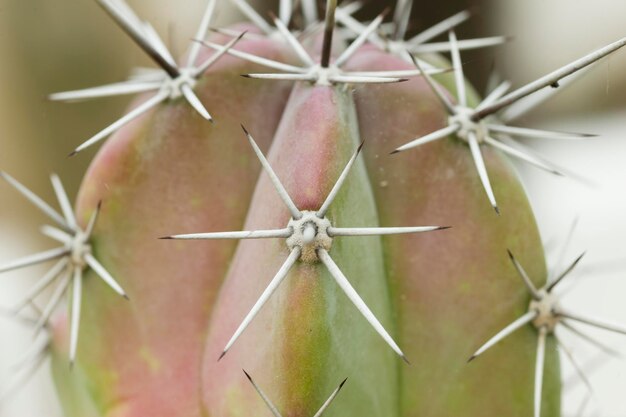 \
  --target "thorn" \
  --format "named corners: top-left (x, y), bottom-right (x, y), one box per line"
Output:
top-left (390, 149), bottom-right (401, 155)
top-left (243, 369), bottom-right (252, 380)
top-left (338, 377), bottom-right (348, 389)
top-left (241, 74), bottom-right (252, 78)
top-left (241, 124), bottom-right (250, 136)
top-left (218, 350), bottom-right (227, 361)
top-left (68, 150), bottom-right (78, 158)
top-left (437, 226), bottom-right (452, 231)
top-left (123, 294), bottom-right (130, 301)
top-left (401, 354), bottom-right (411, 365)
top-left (467, 354), bottom-right (476, 363)
top-left (158, 236), bottom-right (173, 240)
top-left (494, 206), bottom-right (501, 215)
